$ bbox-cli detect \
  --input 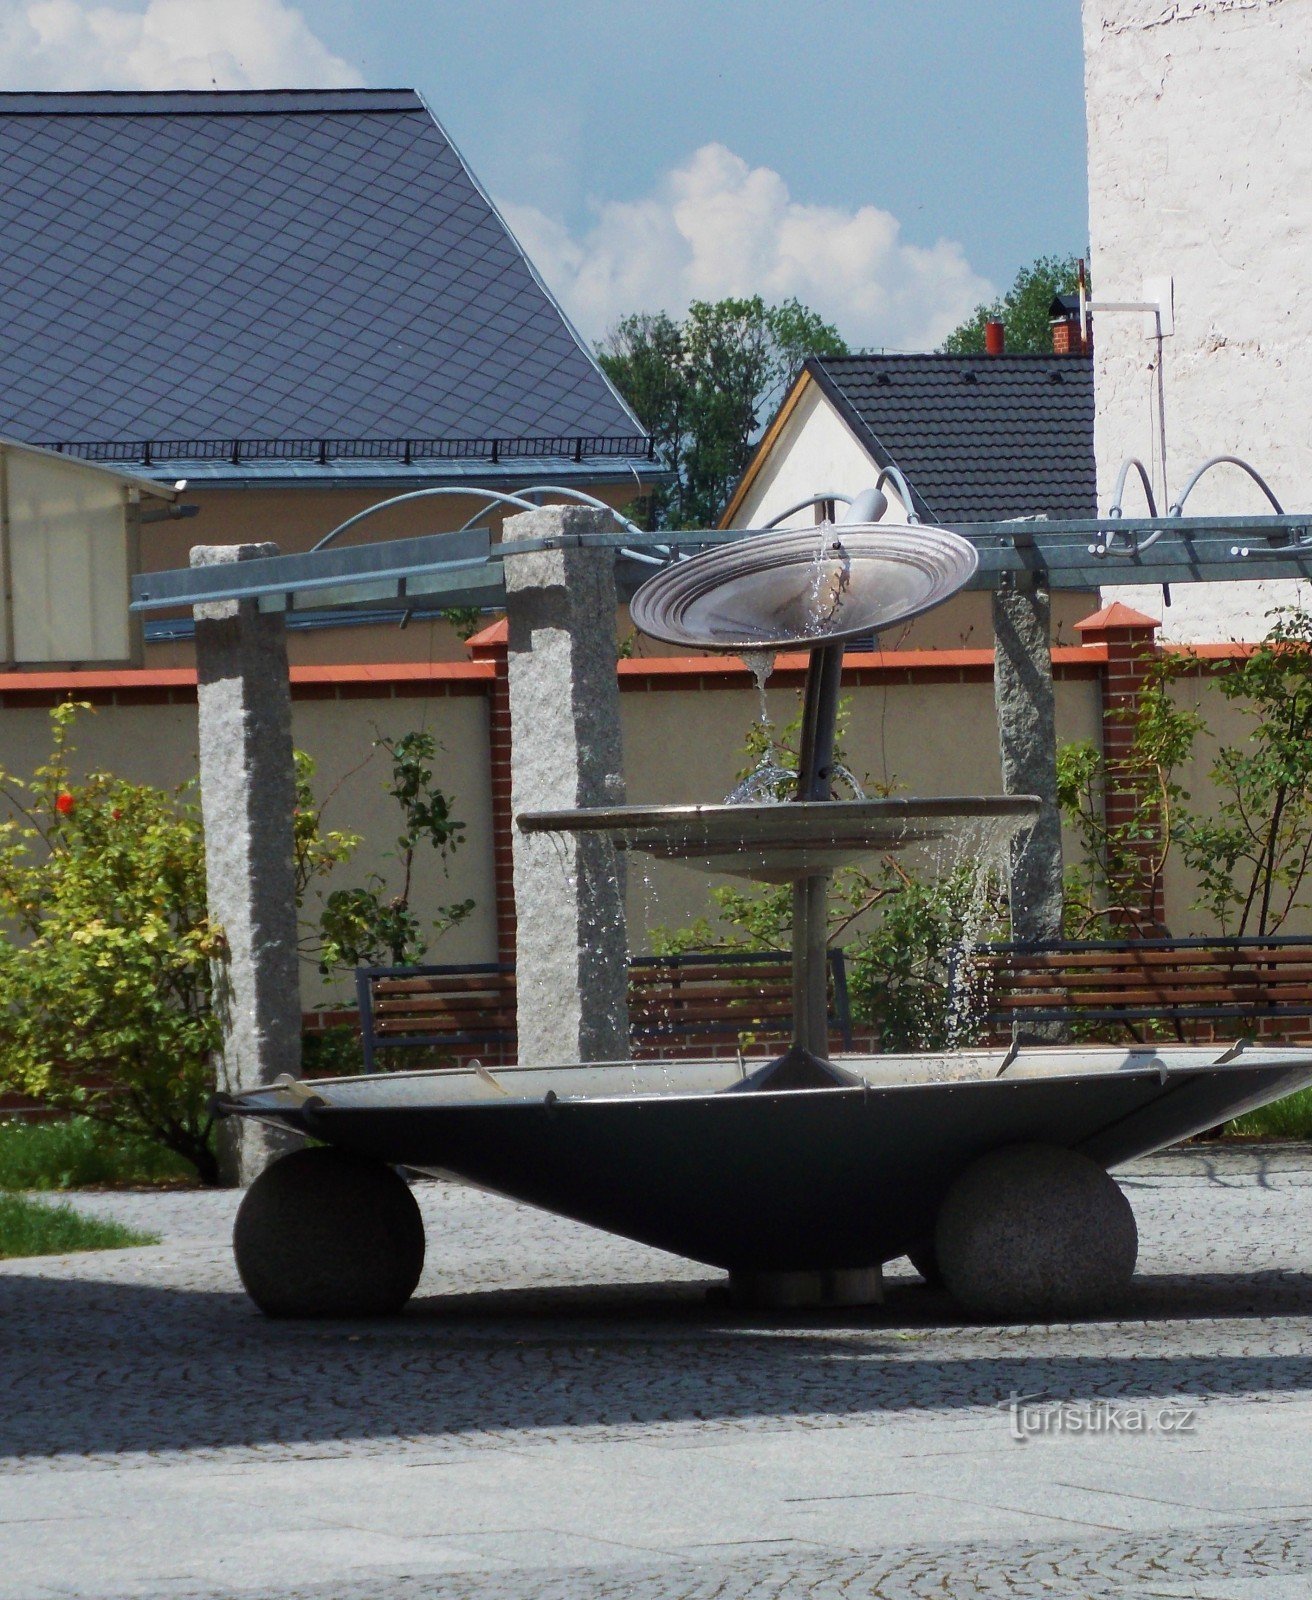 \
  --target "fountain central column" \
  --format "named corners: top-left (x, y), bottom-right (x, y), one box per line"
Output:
top-left (792, 642), bottom-right (845, 1057)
